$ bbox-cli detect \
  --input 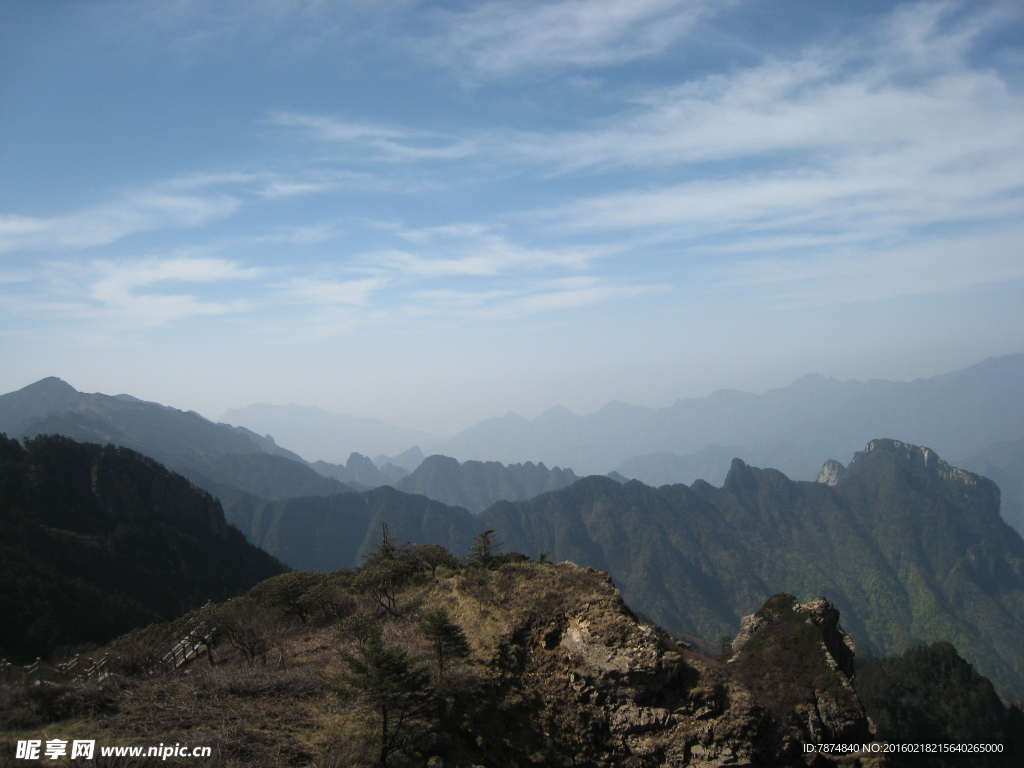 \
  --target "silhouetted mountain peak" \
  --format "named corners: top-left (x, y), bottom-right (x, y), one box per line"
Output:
top-left (417, 454), bottom-right (461, 471)
top-left (535, 404), bottom-right (579, 424)
top-left (373, 445), bottom-right (425, 472)
top-left (723, 457), bottom-right (757, 494)
top-left (25, 376), bottom-right (77, 395)
top-left (0, 377), bottom-right (84, 429)
top-left (790, 372), bottom-right (840, 389)
top-left (9, 376), bottom-right (81, 407)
